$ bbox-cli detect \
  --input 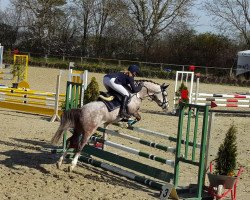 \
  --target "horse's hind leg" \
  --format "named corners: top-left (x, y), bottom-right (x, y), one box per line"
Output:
top-left (57, 138), bottom-right (71, 169)
top-left (68, 134), bottom-right (90, 172)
